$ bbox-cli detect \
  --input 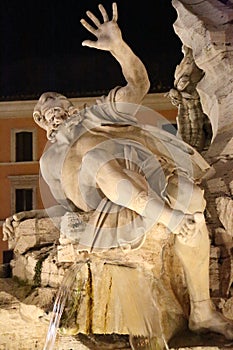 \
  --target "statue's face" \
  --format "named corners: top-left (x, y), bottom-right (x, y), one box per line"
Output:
top-left (34, 92), bottom-right (75, 142)
top-left (43, 106), bottom-right (68, 129)
top-left (41, 94), bottom-right (72, 129)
